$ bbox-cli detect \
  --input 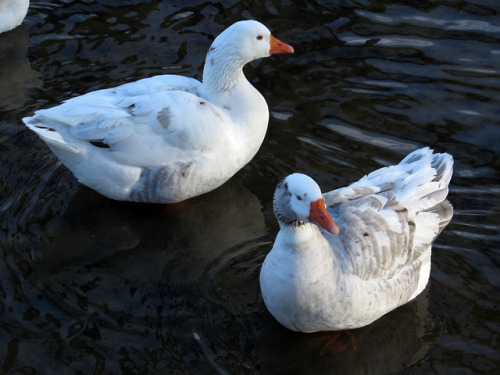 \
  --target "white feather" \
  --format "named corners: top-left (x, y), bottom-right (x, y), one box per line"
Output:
top-left (24, 20), bottom-right (293, 203)
top-left (261, 148), bottom-right (454, 332)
